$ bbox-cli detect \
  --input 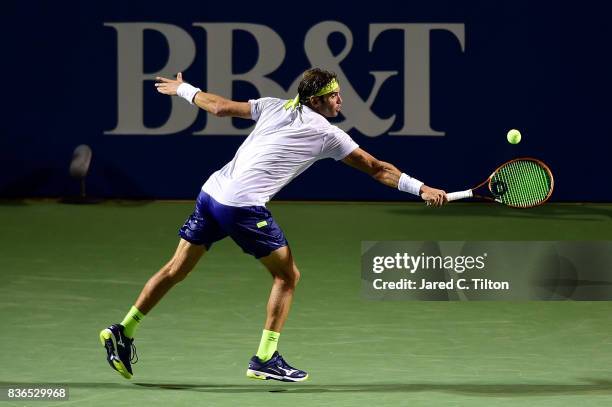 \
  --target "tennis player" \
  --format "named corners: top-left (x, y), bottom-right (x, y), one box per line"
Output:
top-left (100, 68), bottom-right (447, 382)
